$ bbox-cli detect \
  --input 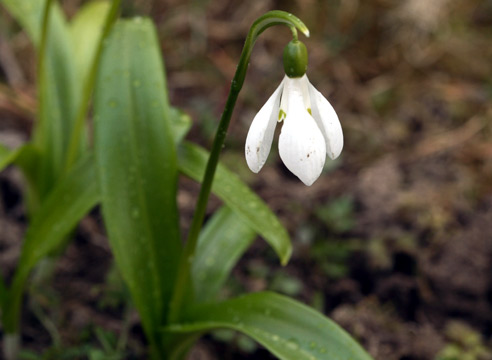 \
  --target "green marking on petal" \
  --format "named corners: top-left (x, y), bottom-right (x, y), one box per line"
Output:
top-left (307, 108), bottom-right (312, 115)
top-left (278, 109), bottom-right (286, 122)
